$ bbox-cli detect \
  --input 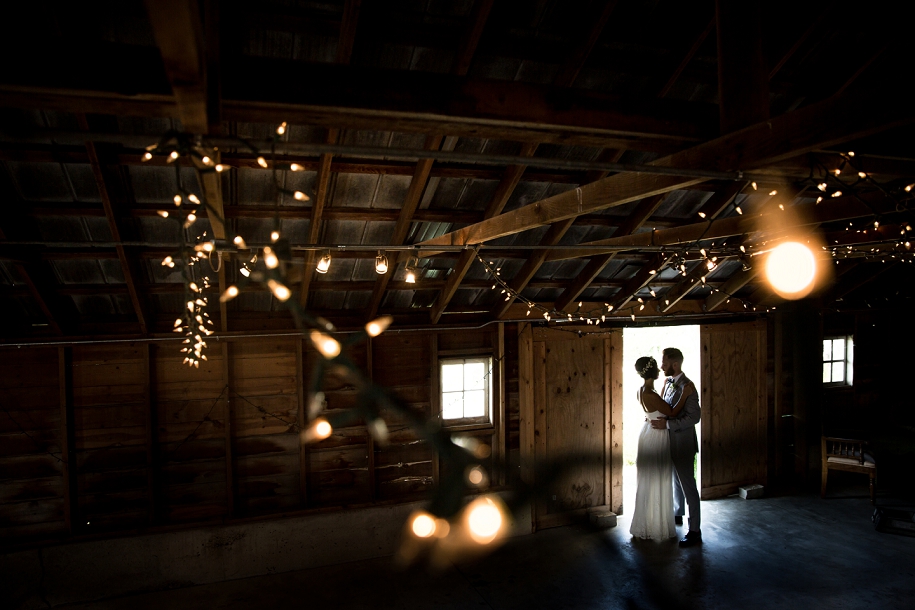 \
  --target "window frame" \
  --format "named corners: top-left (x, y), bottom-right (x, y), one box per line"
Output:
top-left (437, 354), bottom-right (494, 429)
top-left (823, 335), bottom-right (854, 387)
